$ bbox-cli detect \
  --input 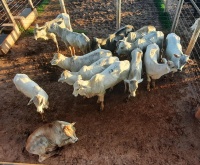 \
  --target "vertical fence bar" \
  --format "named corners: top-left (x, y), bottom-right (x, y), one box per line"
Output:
top-left (59, 0), bottom-right (67, 14)
top-left (116, 0), bottom-right (121, 30)
top-left (171, 0), bottom-right (184, 32)
top-left (1, 0), bottom-right (16, 24)
top-left (28, 0), bottom-right (34, 9)
top-left (164, 0), bottom-right (169, 12)
top-left (185, 20), bottom-right (200, 55)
